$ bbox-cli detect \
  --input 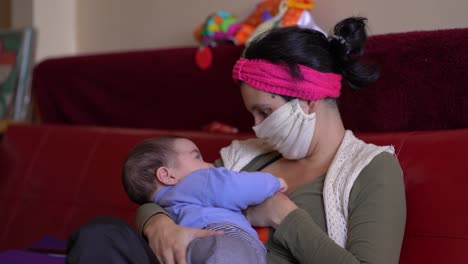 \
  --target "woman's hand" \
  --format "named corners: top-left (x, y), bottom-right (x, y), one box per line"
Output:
top-left (245, 192), bottom-right (298, 229)
top-left (143, 214), bottom-right (223, 264)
